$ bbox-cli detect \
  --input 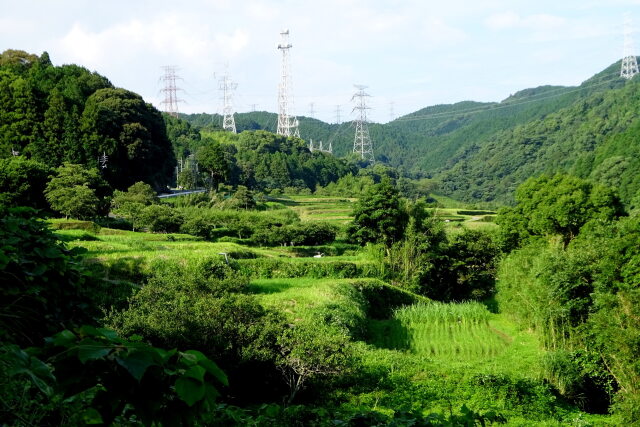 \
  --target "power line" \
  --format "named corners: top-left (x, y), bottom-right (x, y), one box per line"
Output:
top-left (276, 29), bottom-right (300, 138)
top-left (216, 66), bottom-right (238, 133)
top-left (352, 84), bottom-right (374, 162)
top-left (160, 65), bottom-right (183, 117)
top-left (621, 14), bottom-right (639, 79)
